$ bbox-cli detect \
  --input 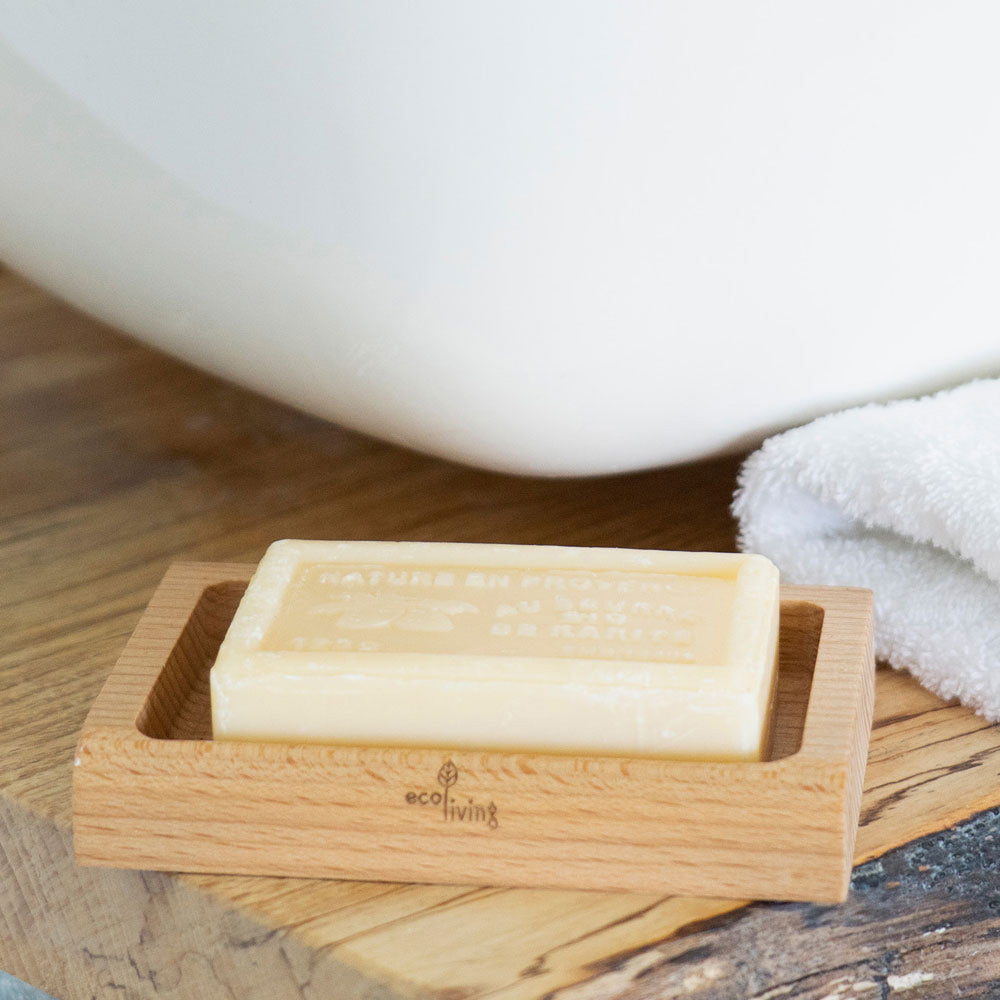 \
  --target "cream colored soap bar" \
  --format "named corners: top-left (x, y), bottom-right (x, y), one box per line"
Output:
top-left (210, 540), bottom-right (780, 760)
